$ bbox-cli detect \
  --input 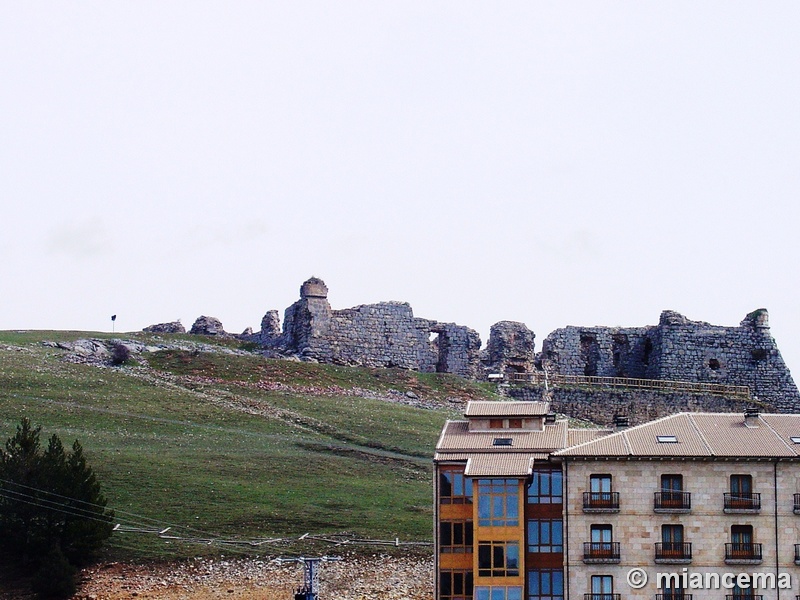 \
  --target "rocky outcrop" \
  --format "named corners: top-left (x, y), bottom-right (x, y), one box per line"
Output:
top-left (143, 321), bottom-right (186, 334)
top-left (189, 316), bottom-right (227, 336)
